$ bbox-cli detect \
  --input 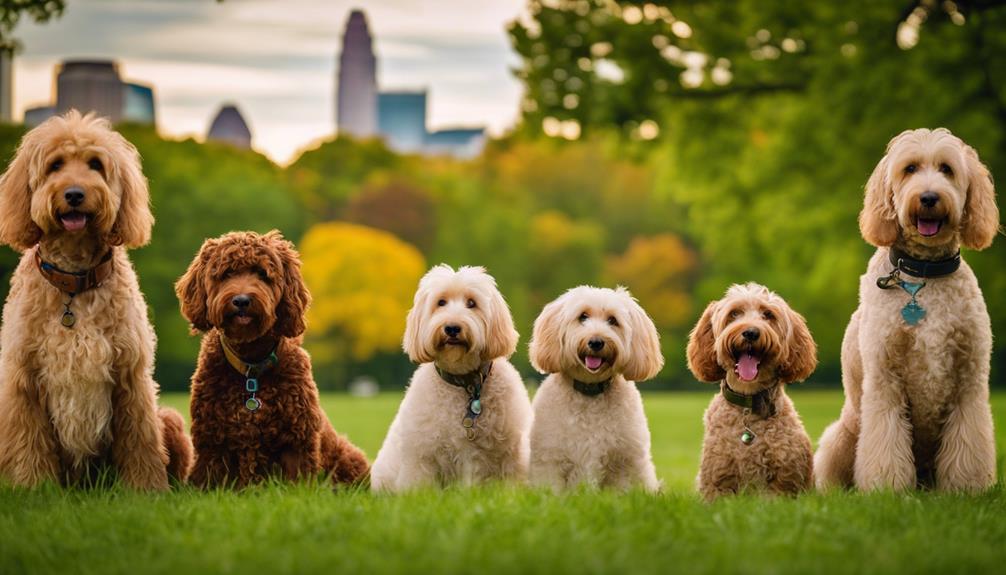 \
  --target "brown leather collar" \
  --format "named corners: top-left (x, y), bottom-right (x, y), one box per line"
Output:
top-left (35, 247), bottom-right (114, 295)
top-left (220, 335), bottom-right (279, 378)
